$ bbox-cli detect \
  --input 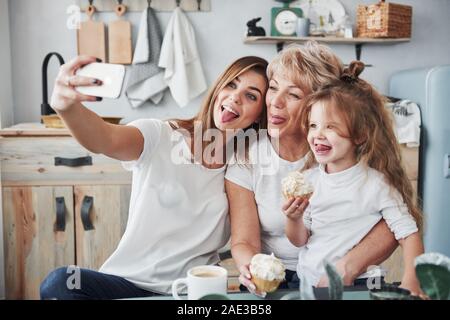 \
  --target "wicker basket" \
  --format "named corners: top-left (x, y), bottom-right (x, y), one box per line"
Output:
top-left (357, 0), bottom-right (412, 38)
